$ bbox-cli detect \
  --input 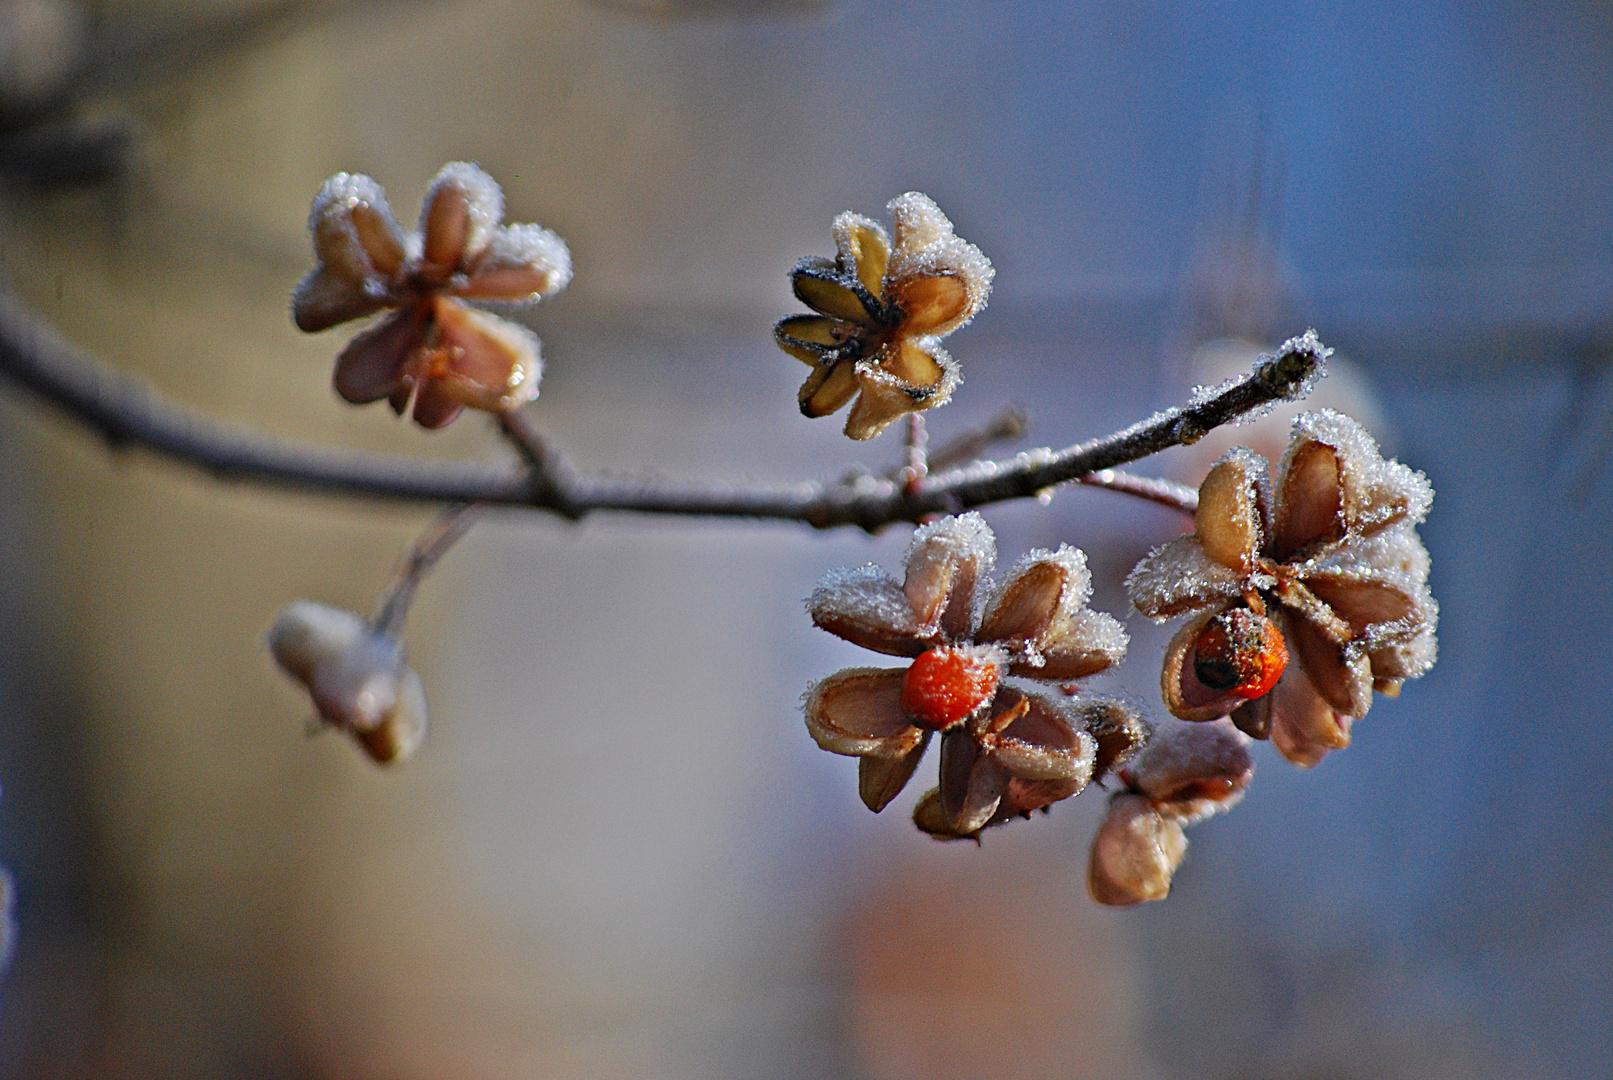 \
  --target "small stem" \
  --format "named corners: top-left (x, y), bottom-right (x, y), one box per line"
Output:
top-left (1077, 469), bottom-right (1199, 516)
top-left (902, 412), bottom-right (928, 494)
top-left (925, 406), bottom-right (1027, 472)
top-left (371, 503), bottom-right (481, 638)
top-left (498, 407), bottom-right (584, 519)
